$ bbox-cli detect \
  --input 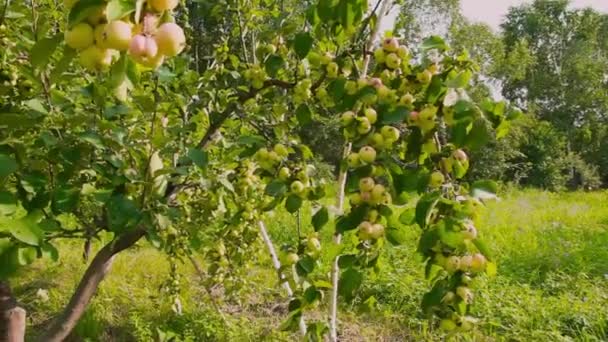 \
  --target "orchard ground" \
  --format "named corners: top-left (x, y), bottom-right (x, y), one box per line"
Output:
top-left (11, 189), bottom-right (608, 341)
